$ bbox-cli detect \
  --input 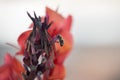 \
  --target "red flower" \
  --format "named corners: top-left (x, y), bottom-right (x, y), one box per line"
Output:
top-left (17, 7), bottom-right (73, 79)
top-left (46, 7), bottom-right (73, 64)
top-left (0, 53), bottom-right (24, 80)
top-left (46, 7), bottom-right (73, 80)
